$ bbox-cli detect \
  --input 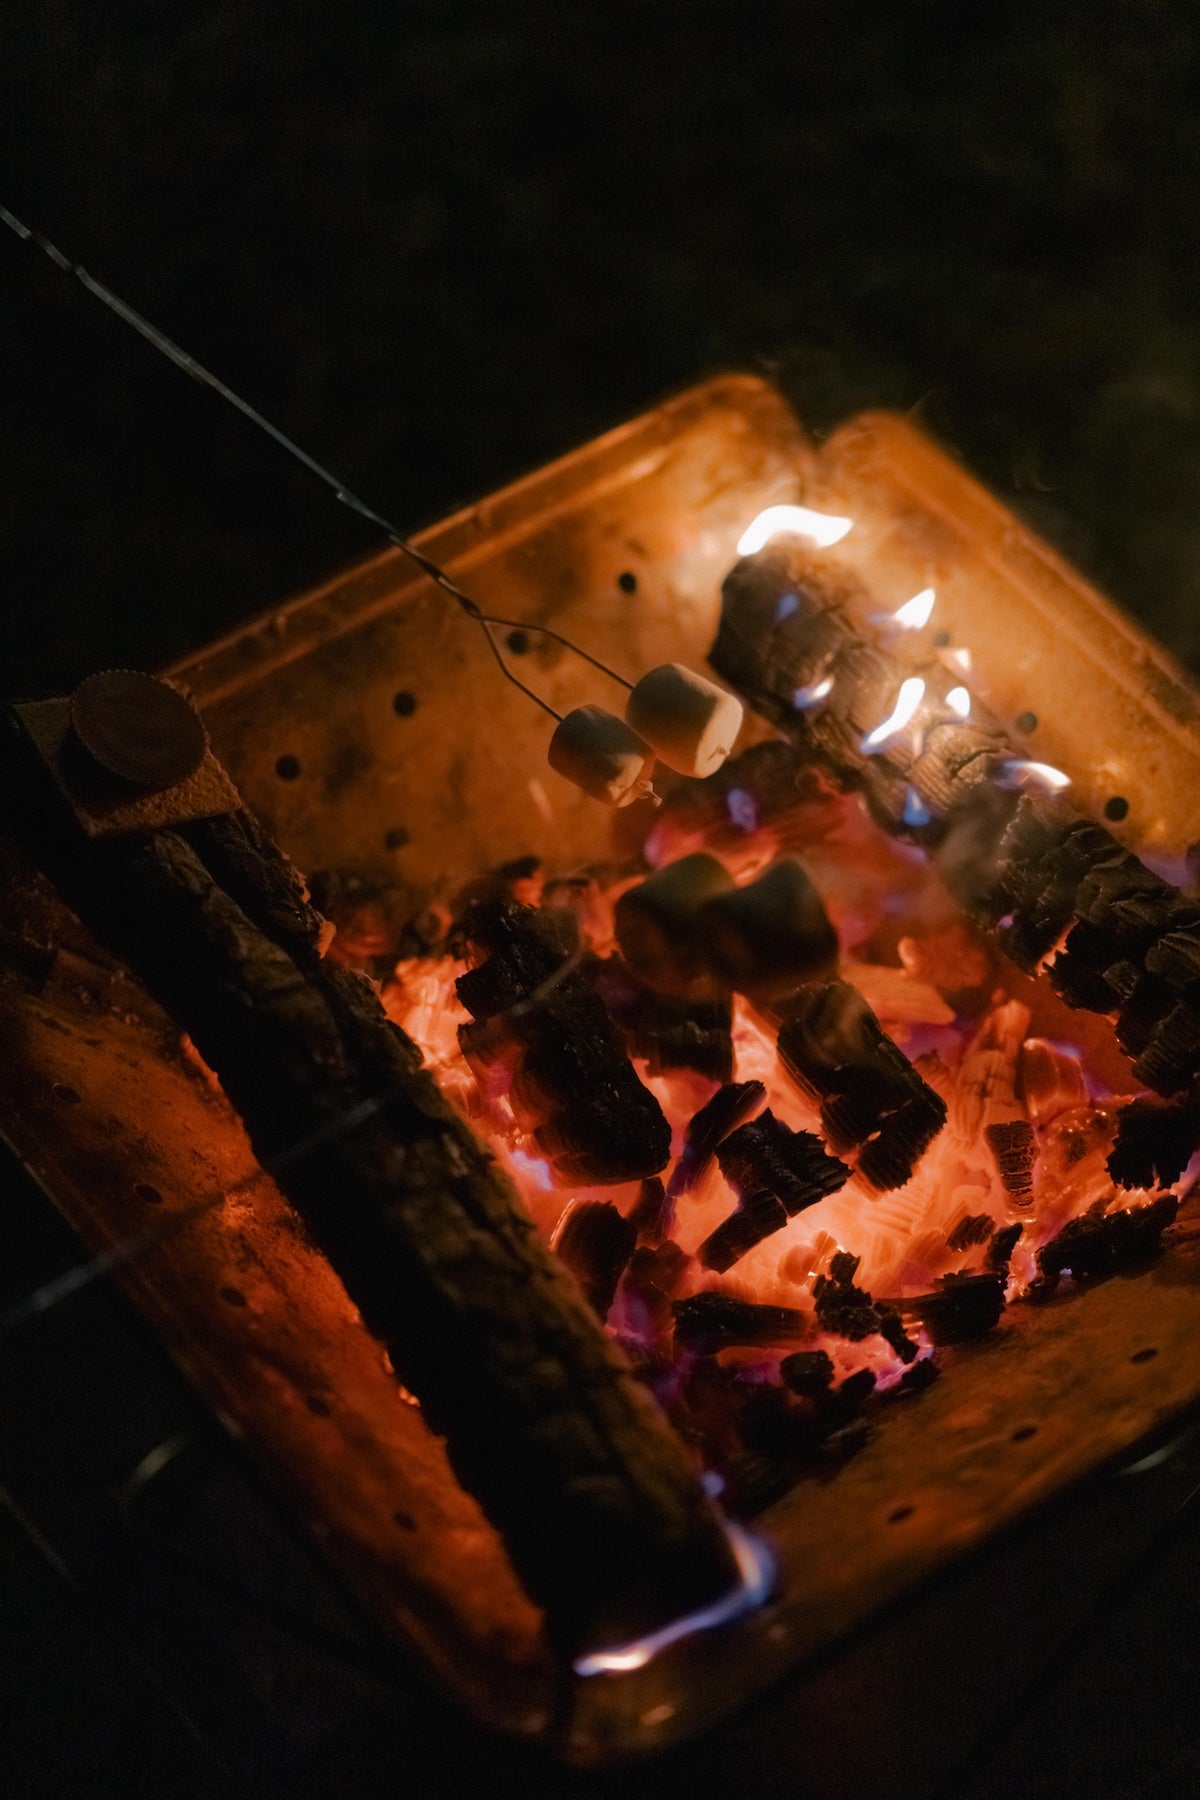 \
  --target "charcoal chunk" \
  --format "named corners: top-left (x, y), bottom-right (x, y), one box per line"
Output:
top-left (779, 1348), bottom-right (836, 1397)
top-left (672, 1293), bottom-right (810, 1355)
top-left (813, 1250), bottom-right (880, 1343)
top-left (904, 1273), bottom-right (1006, 1345)
top-left (554, 1201), bottom-right (637, 1322)
top-left (1032, 1195), bottom-right (1180, 1294)
top-left (667, 1079), bottom-right (766, 1199)
top-left (457, 897), bottom-right (670, 1184)
top-left (777, 982), bottom-right (946, 1190)
top-left (985, 1118), bottom-right (1036, 1203)
top-left (947, 1212), bottom-right (996, 1252)
top-left (986, 1222), bottom-right (1023, 1275)
top-left (1107, 1095), bottom-right (1200, 1190)
top-left (717, 1109), bottom-right (851, 1215)
top-left (698, 1189), bottom-right (789, 1273)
